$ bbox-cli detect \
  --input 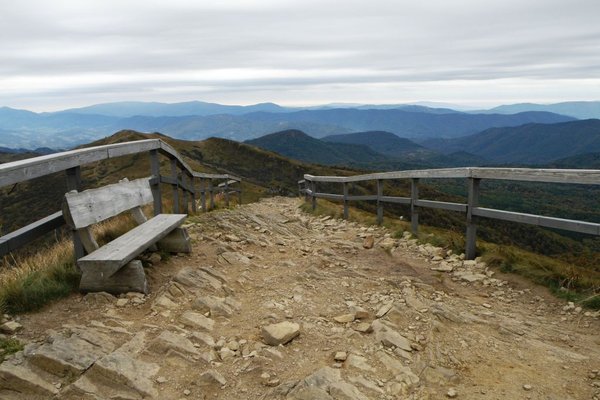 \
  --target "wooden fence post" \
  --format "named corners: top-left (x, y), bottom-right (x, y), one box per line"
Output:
top-left (170, 159), bottom-right (179, 213)
top-left (411, 178), bottom-right (419, 235)
top-left (200, 178), bottom-right (207, 212)
top-left (465, 178), bottom-right (481, 259)
top-left (209, 179), bottom-right (215, 209)
top-left (182, 173), bottom-right (189, 214)
top-left (343, 182), bottom-right (349, 219)
top-left (149, 149), bottom-right (162, 216)
top-left (304, 180), bottom-right (309, 202)
top-left (311, 180), bottom-right (317, 211)
top-left (224, 180), bottom-right (230, 207)
top-left (376, 179), bottom-right (383, 225)
top-left (190, 175), bottom-right (197, 213)
top-left (66, 166), bottom-right (85, 261)
top-left (238, 181), bottom-right (242, 206)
